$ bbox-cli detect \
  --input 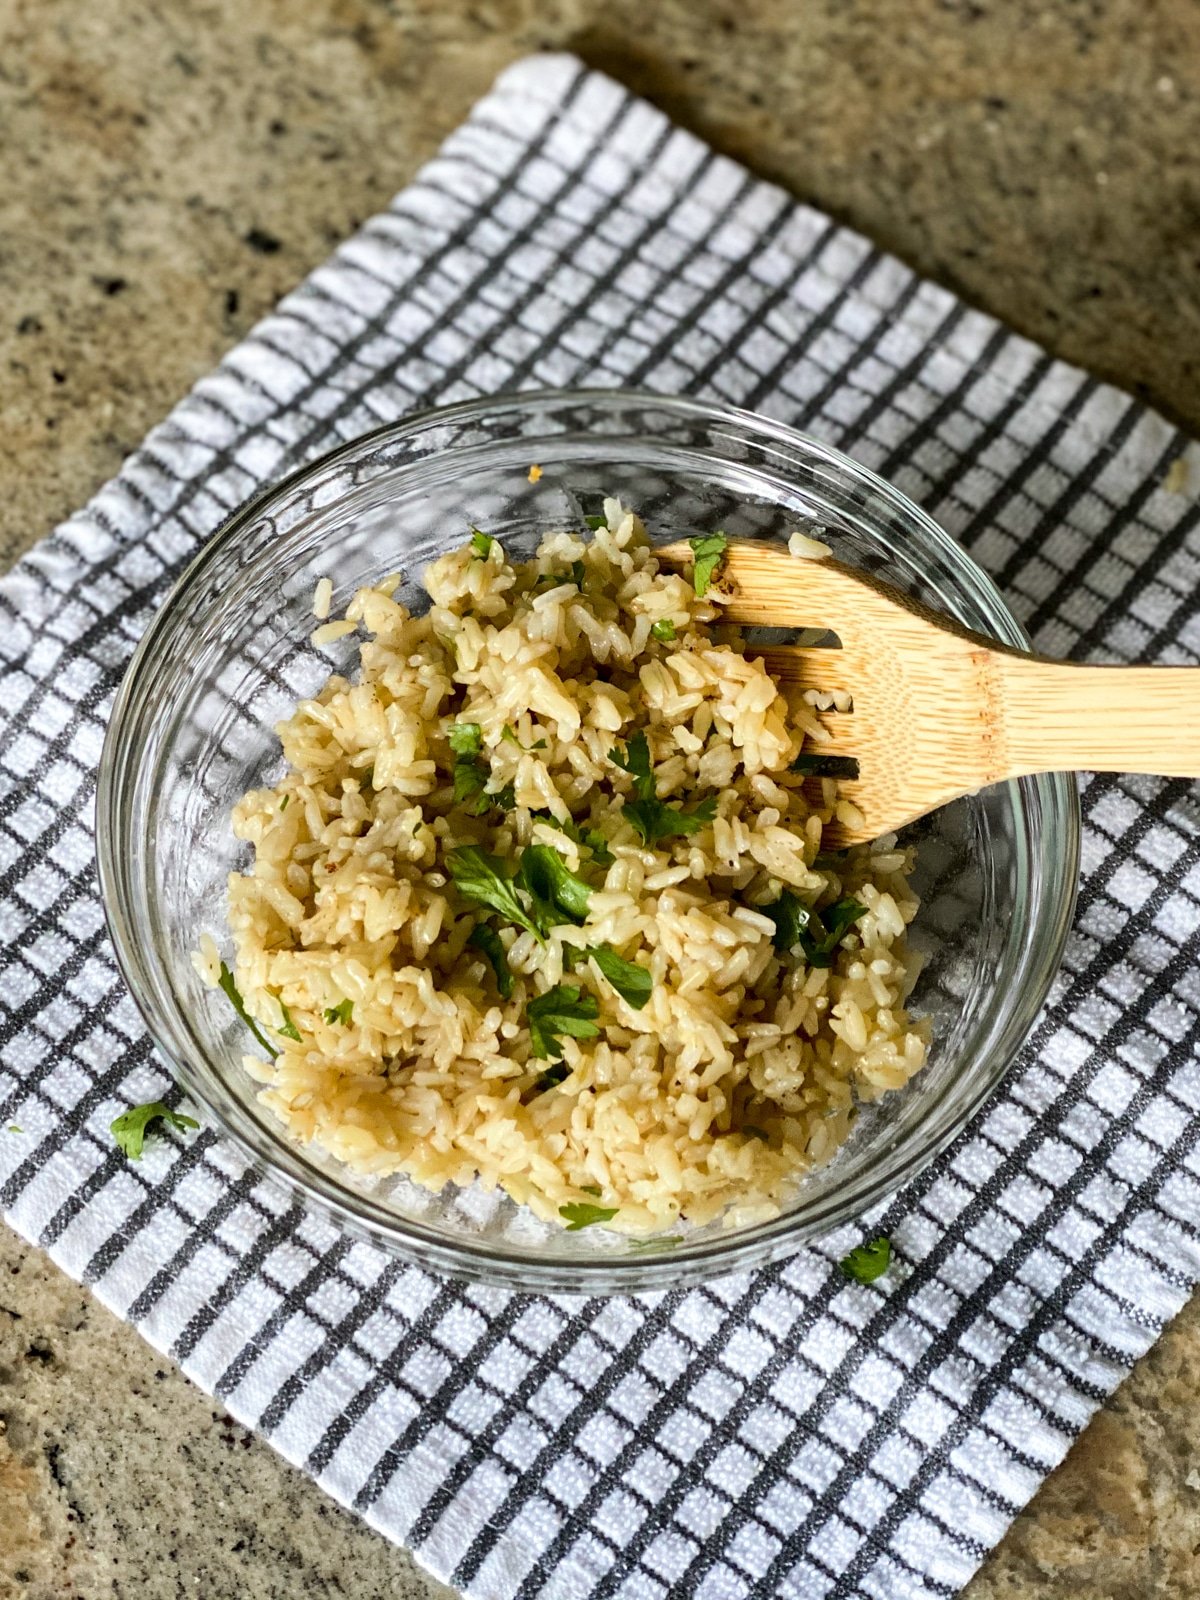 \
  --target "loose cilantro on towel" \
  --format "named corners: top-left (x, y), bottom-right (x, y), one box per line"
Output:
top-left (111, 1102), bottom-right (199, 1161)
top-left (526, 985), bottom-right (600, 1060)
top-left (840, 1236), bottom-right (892, 1283)
top-left (688, 532), bottom-right (728, 597)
